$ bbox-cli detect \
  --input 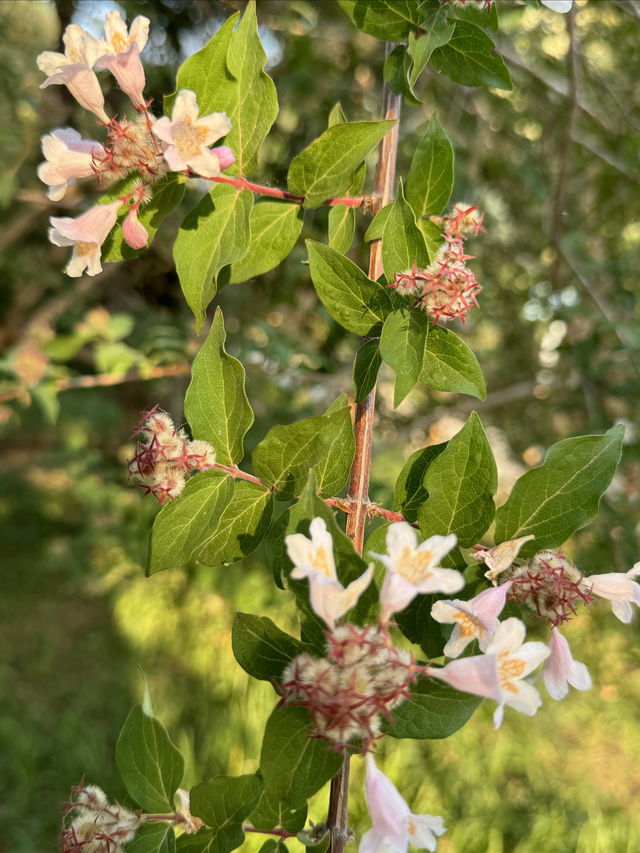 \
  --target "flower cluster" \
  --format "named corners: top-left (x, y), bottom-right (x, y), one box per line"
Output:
top-left (37, 12), bottom-right (234, 277)
top-left (281, 624), bottom-right (417, 749)
top-left (389, 203), bottom-right (484, 324)
top-left (127, 405), bottom-right (216, 504)
top-left (60, 782), bottom-right (142, 853)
